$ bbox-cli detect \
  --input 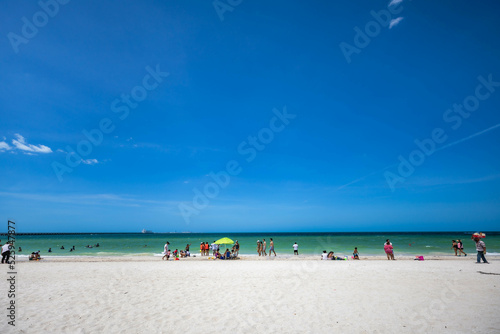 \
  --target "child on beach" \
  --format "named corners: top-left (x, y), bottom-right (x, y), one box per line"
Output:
top-left (353, 247), bottom-right (359, 260)
top-left (162, 242), bottom-right (170, 260)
